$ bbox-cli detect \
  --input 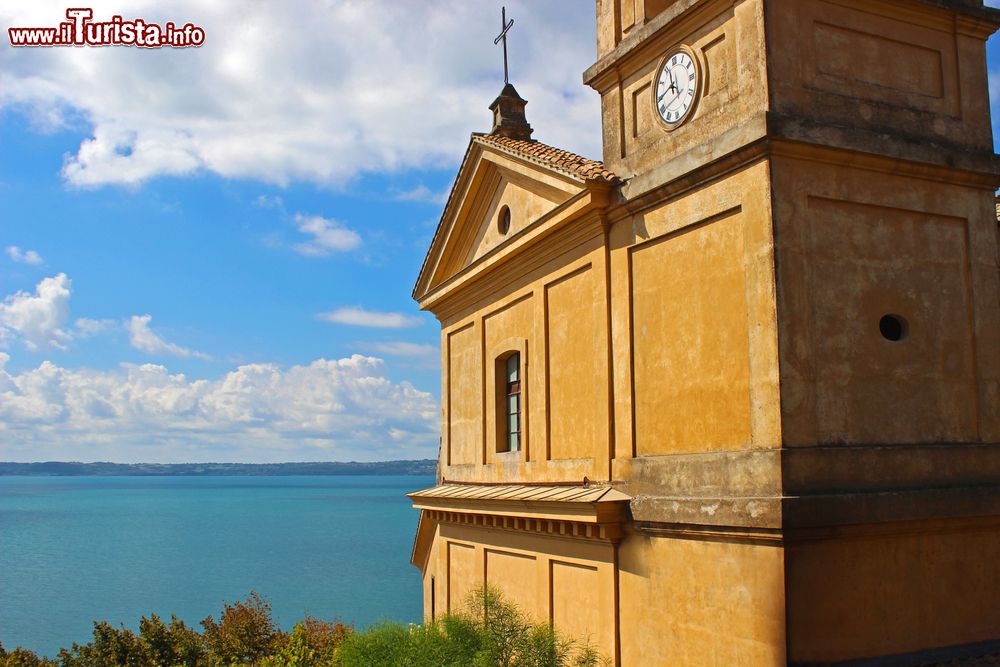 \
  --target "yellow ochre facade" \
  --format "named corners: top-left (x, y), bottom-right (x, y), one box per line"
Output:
top-left (409, 1), bottom-right (1000, 665)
